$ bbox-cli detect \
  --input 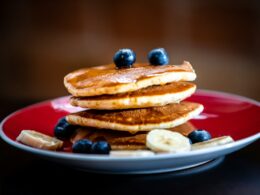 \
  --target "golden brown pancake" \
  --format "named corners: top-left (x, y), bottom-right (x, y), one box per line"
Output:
top-left (70, 122), bottom-right (196, 150)
top-left (64, 61), bottom-right (196, 97)
top-left (66, 101), bottom-right (203, 132)
top-left (70, 82), bottom-right (196, 110)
